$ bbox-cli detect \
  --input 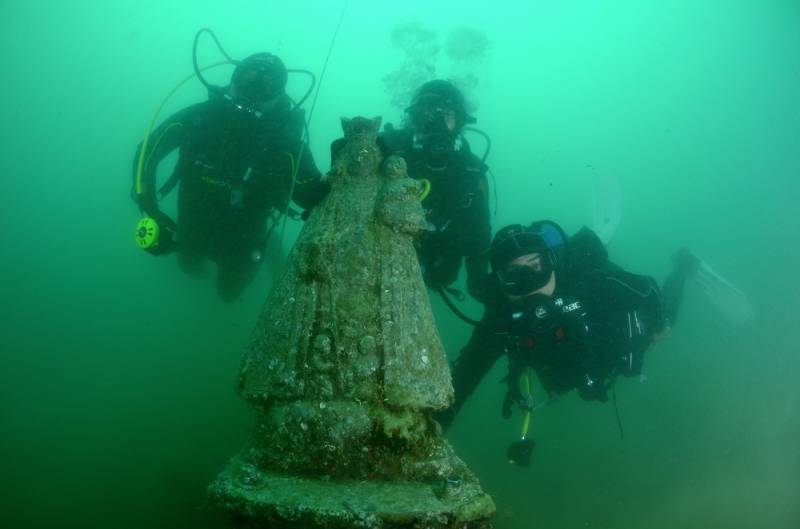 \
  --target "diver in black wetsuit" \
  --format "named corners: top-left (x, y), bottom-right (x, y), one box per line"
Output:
top-left (377, 80), bottom-right (493, 302)
top-left (132, 53), bottom-right (328, 301)
top-left (436, 220), bottom-right (699, 431)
